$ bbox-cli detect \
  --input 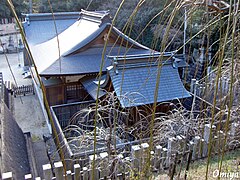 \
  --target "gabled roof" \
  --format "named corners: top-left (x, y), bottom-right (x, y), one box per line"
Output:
top-left (24, 10), bottom-right (151, 76)
top-left (108, 53), bottom-right (191, 107)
